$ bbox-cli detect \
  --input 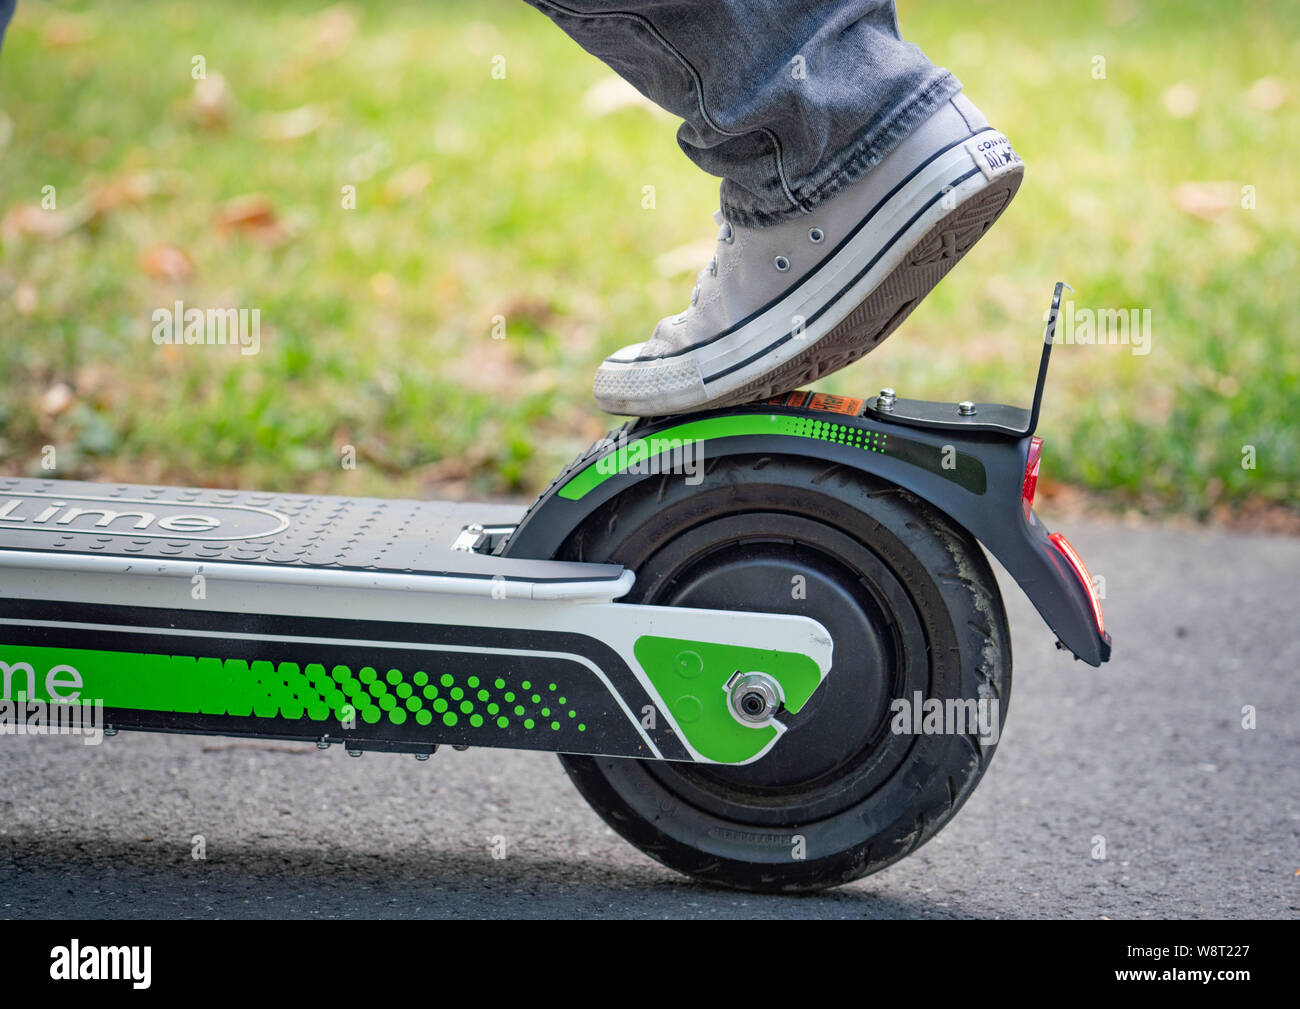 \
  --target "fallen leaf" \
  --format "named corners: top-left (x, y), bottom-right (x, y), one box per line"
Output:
top-left (582, 75), bottom-right (667, 119)
top-left (343, 142), bottom-right (391, 183)
top-left (462, 20), bottom-right (505, 57)
top-left (1172, 181), bottom-right (1236, 220)
top-left (139, 244), bottom-right (194, 282)
top-left (496, 294), bottom-right (557, 329)
top-left (259, 104), bottom-right (331, 142)
top-left (312, 4), bottom-right (358, 57)
top-left (75, 364), bottom-right (110, 396)
top-left (191, 72), bottom-right (234, 130)
top-left (2, 173), bottom-right (164, 242)
top-left (433, 122), bottom-right (467, 155)
top-left (43, 14), bottom-right (96, 48)
top-left (14, 282), bottom-right (37, 315)
top-left (1162, 82), bottom-right (1198, 118)
top-left (369, 273), bottom-right (398, 300)
top-left (40, 383), bottom-right (75, 418)
top-left (385, 163), bottom-right (433, 201)
top-left (90, 172), bottom-right (161, 215)
top-left (0, 204), bottom-right (68, 240)
top-left (215, 194), bottom-right (288, 246)
top-left (1246, 77), bottom-right (1287, 112)
top-left (445, 334), bottom-right (528, 393)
